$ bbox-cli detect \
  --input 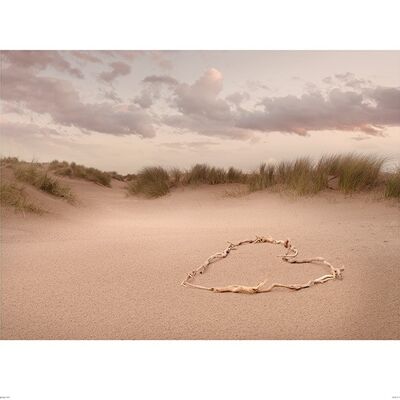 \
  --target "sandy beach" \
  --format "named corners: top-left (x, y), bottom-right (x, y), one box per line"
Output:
top-left (1, 177), bottom-right (399, 339)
